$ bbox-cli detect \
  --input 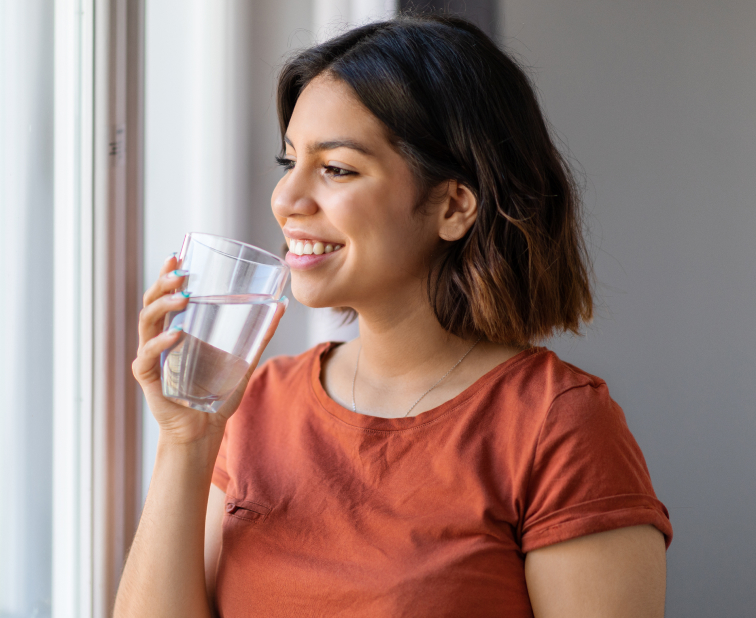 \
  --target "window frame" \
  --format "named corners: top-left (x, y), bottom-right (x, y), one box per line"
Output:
top-left (53, 1), bottom-right (144, 615)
